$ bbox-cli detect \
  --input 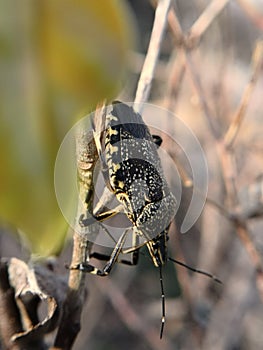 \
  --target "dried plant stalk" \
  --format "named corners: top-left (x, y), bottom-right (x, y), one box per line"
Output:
top-left (187, 0), bottom-right (231, 46)
top-left (53, 107), bottom-right (101, 349)
top-left (224, 40), bottom-right (263, 148)
top-left (134, 0), bottom-right (172, 112)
